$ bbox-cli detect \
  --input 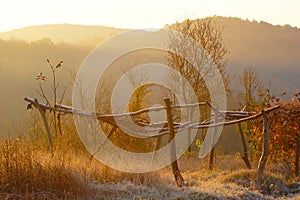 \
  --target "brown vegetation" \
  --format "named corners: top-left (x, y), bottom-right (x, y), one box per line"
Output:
top-left (1, 131), bottom-right (300, 199)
